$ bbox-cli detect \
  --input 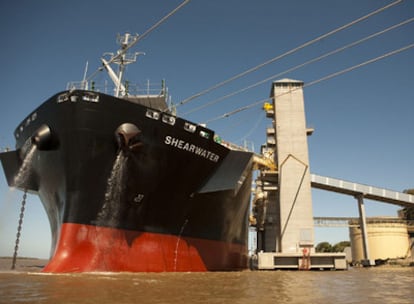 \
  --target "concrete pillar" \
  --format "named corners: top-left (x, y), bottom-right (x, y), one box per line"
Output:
top-left (271, 79), bottom-right (314, 253)
top-left (356, 194), bottom-right (373, 266)
top-left (255, 79), bottom-right (348, 270)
